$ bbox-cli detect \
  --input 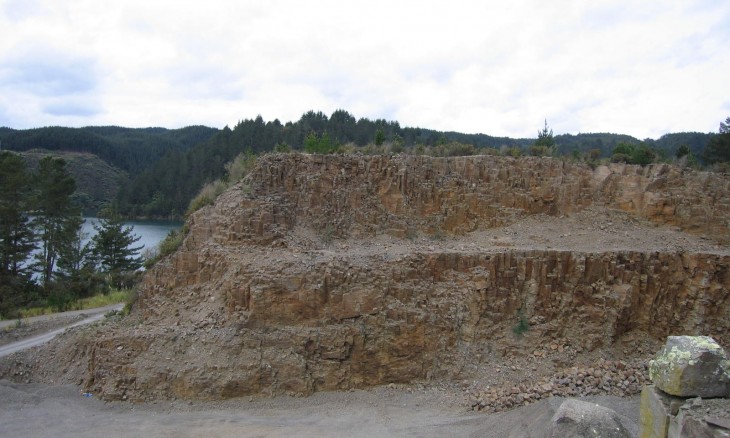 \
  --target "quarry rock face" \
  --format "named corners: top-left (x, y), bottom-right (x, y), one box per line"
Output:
top-left (649, 336), bottom-right (730, 398)
top-left (37, 154), bottom-right (730, 401)
top-left (196, 154), bottom-right (730, 244)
